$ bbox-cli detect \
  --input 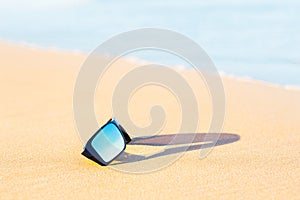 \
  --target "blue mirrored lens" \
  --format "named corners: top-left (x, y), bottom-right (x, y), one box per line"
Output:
top-left (91, 123), bottom-right (125, 162)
